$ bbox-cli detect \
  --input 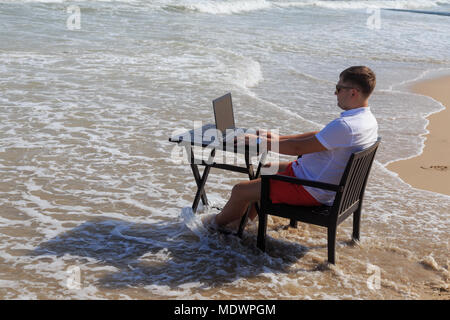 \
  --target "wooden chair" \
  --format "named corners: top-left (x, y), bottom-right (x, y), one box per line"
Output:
top-left (257, 138), bottom-right (381, 264)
